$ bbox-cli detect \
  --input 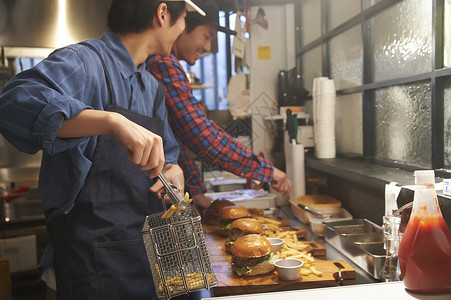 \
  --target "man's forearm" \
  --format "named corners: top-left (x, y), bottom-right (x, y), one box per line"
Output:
top-left (56, 109), bottom-right (118, 138)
